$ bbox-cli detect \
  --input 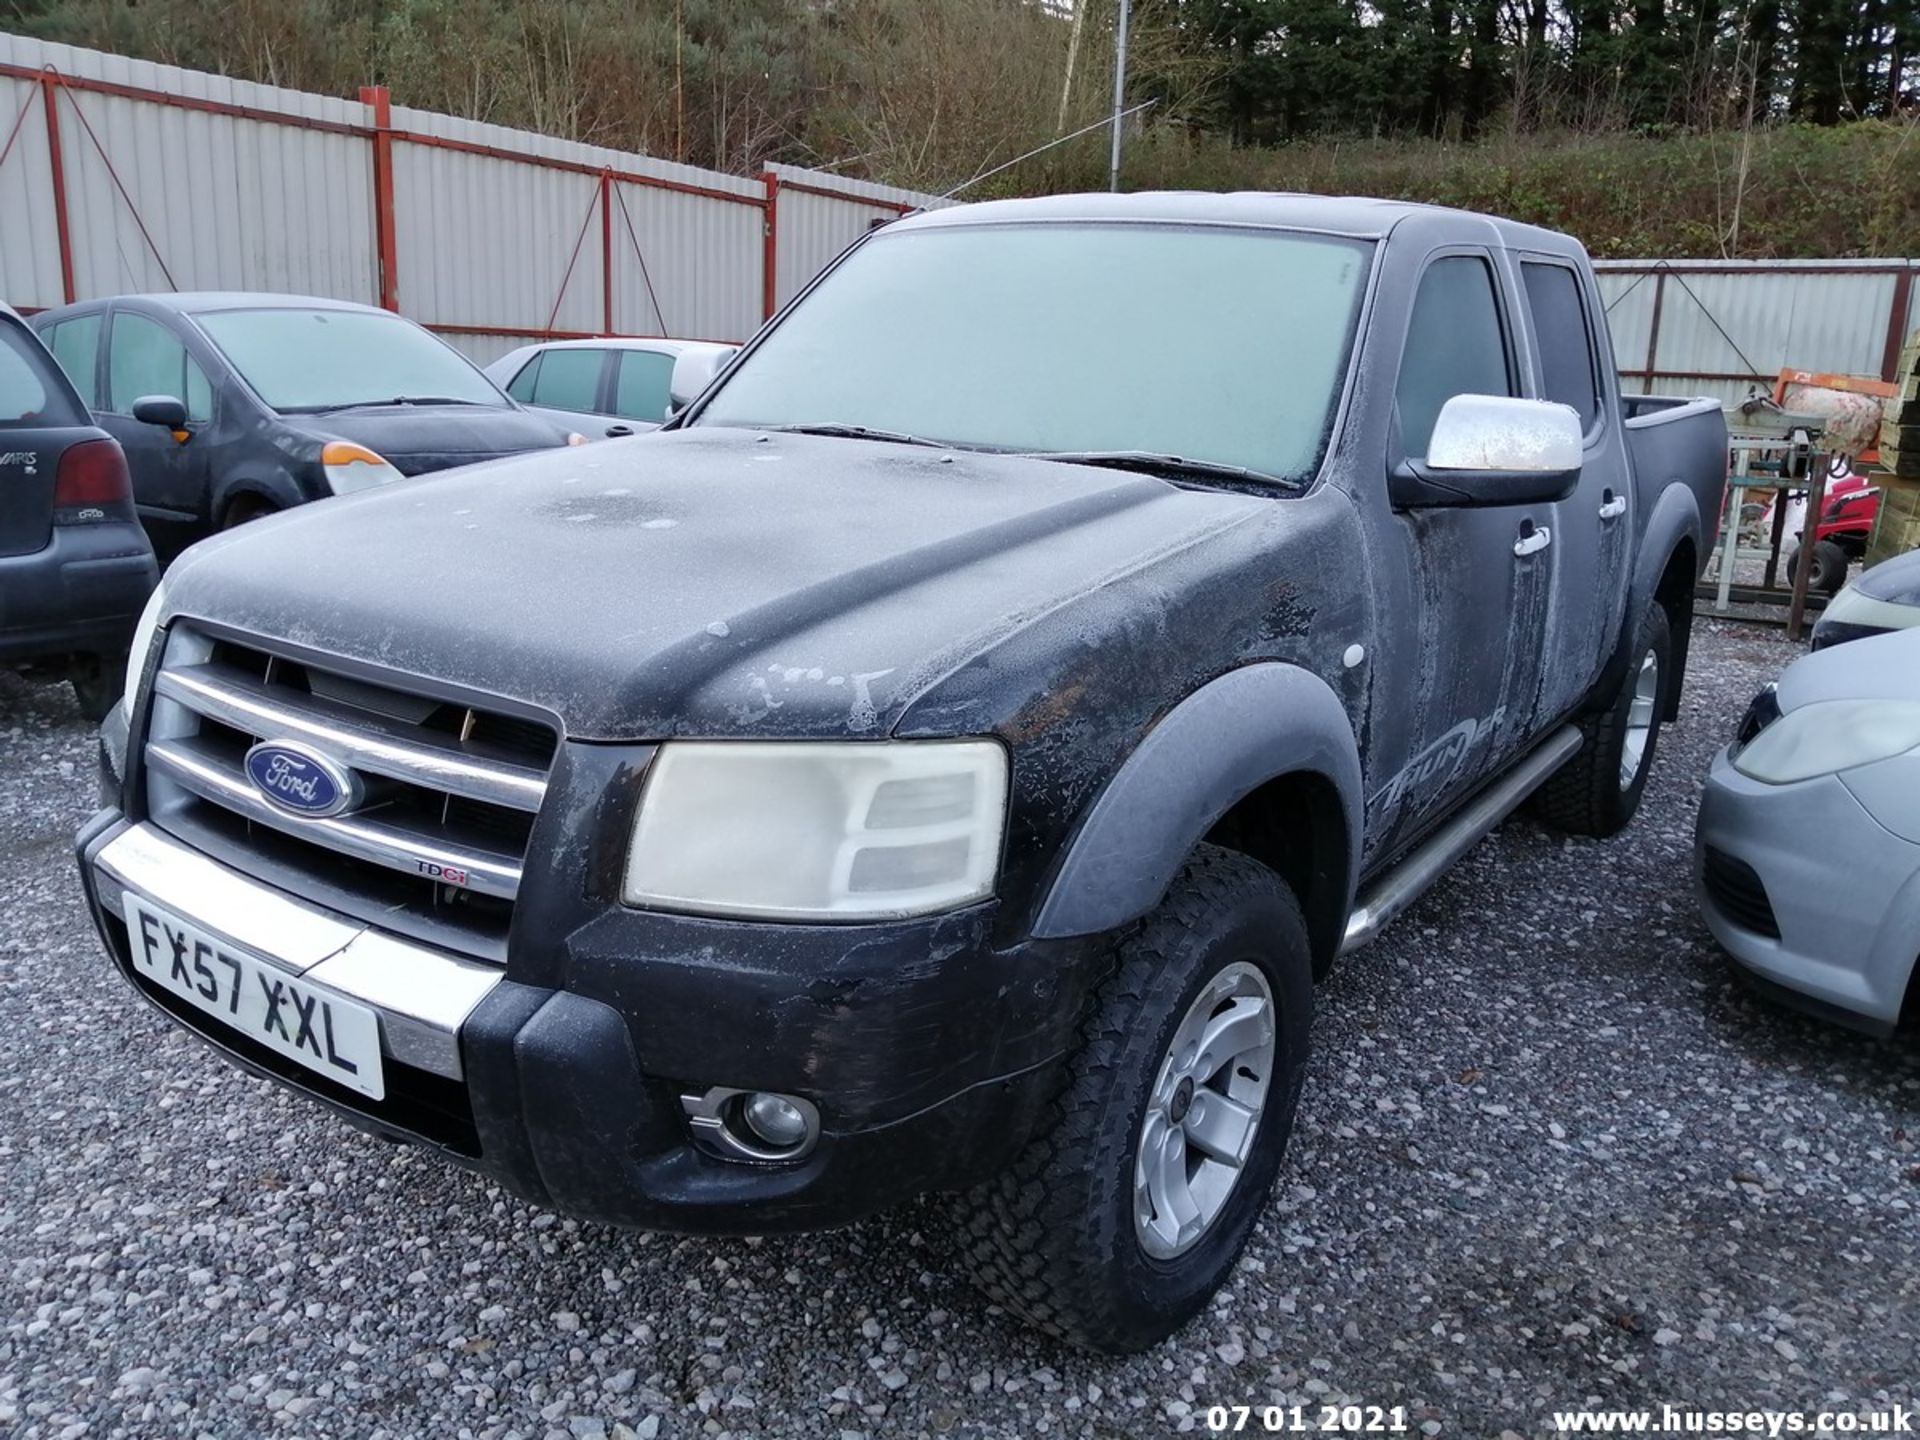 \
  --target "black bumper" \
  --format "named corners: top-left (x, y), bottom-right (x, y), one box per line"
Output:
top-left (76, 807), bottom-right (1103, 1234)
top-left (0, 524), bottom-right (156, 662)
